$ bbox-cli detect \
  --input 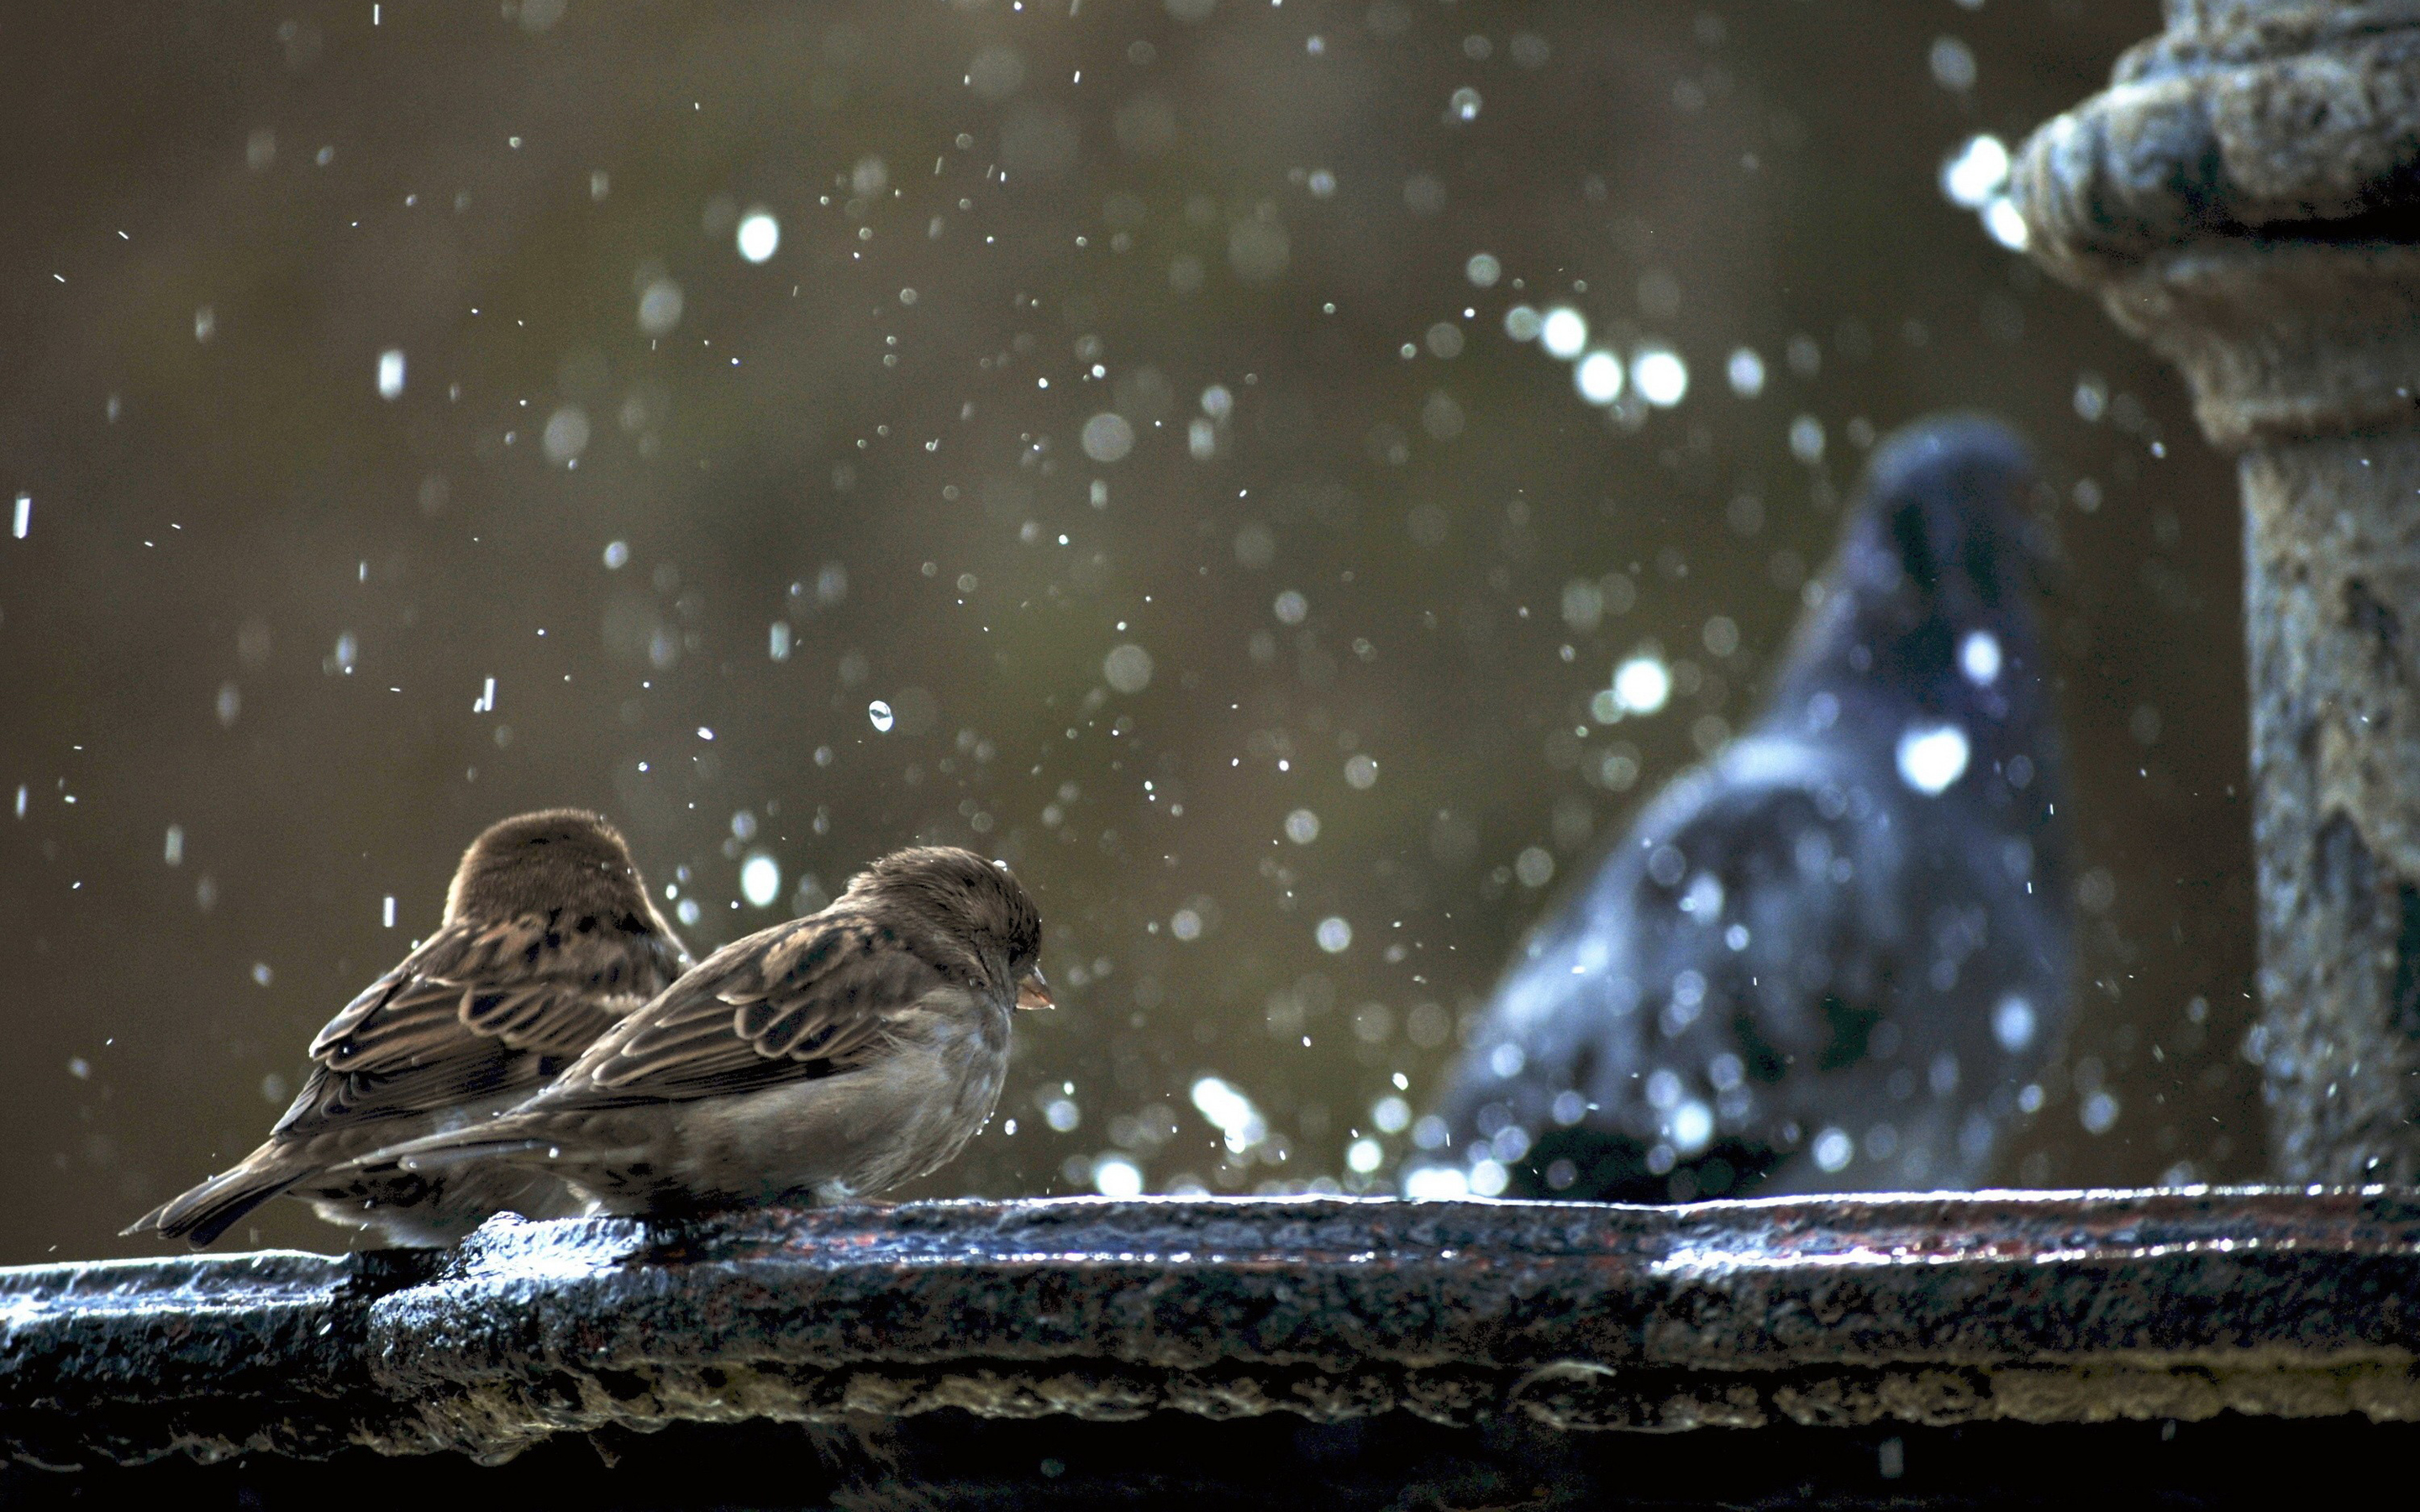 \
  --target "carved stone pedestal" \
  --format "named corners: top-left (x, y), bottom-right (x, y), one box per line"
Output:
top-left (2015, 0), bottom-right (2420, 1179)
